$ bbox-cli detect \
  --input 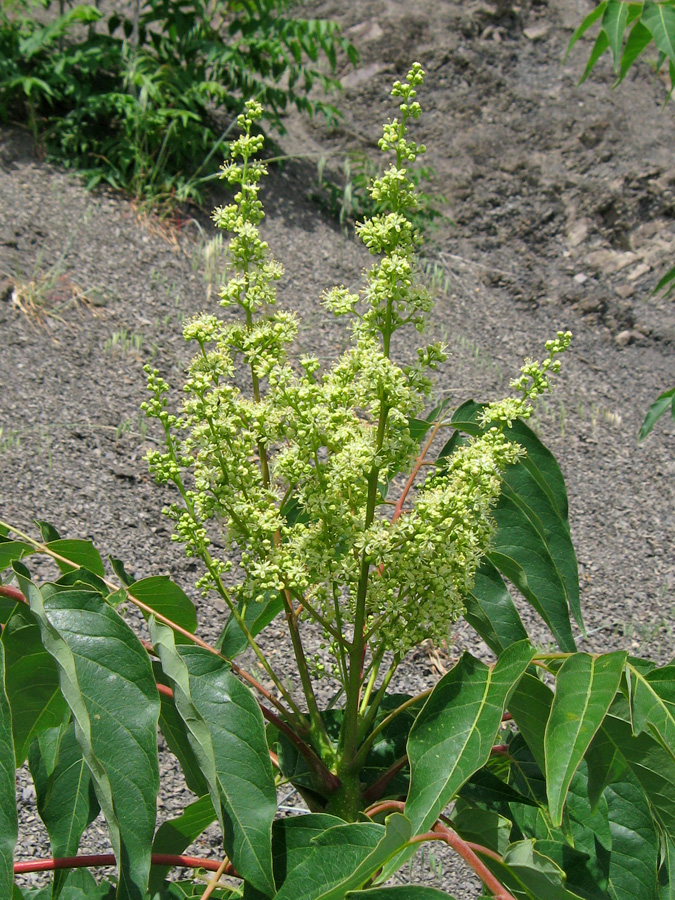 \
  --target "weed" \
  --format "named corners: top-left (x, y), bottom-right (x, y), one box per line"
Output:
top-left (104, 328), bottom-right (143, 356)
top-left (0, 427), bottom-right (21, 453)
